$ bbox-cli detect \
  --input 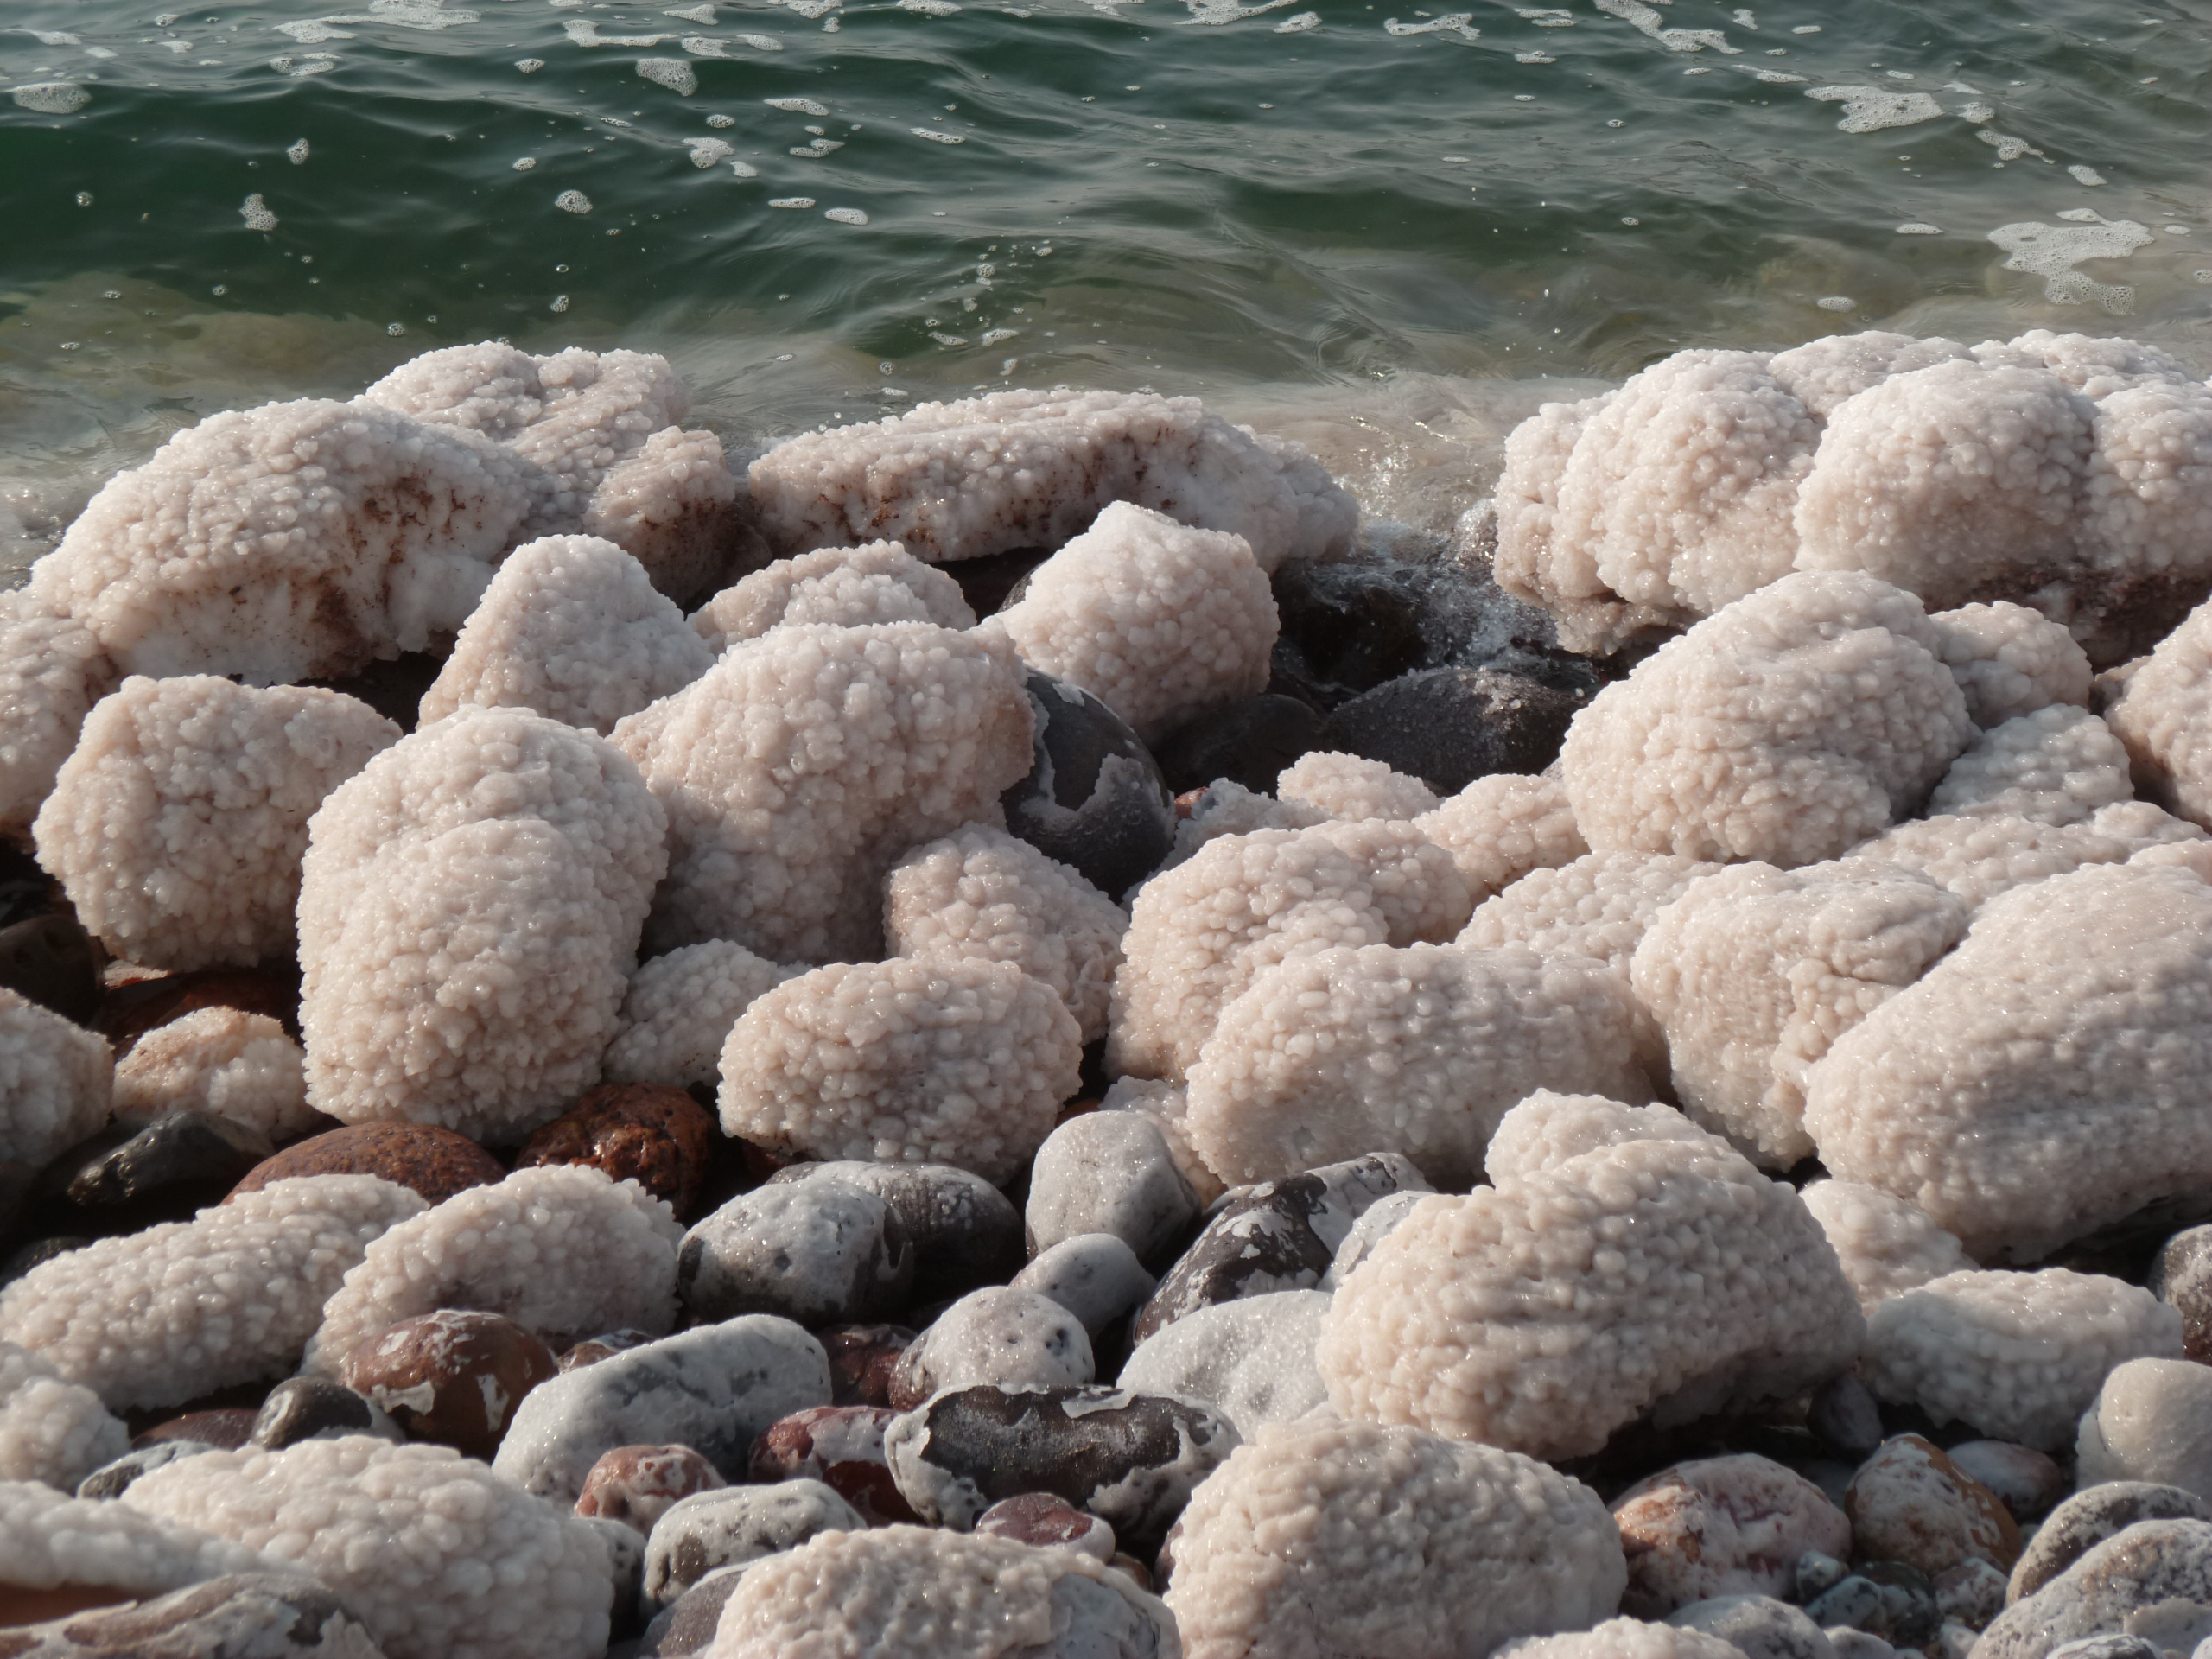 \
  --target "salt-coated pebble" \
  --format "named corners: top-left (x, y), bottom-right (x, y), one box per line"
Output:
top-left (0, 1571), bottom-right (385, 1658)
top-left (1611, 1453), bottom-right (1853, 1617)
top-left (886, 1286), bottom-right (1093, 1408)
top-left (677, 1181), bottom-right (913, 1327)
top-left (1980, 1518), bottom-right (2212, 1659)
top-left (1116, 1288), bottom-right (1332, 1438)
top-left (975, 1491), bottom-right (1116, 1562)
top-left (765, 1160), bottom-right (1022, 1304)
top-left (2077, 1358), bottom-right (2212, 1500)
top-left (1936, 1558), bottom-right (2010, 1628)
top-left (2008, 1483), bottom-right (2212, 1605)
top-left (1024, 1110), bottom-right (1198, 1268)
top-left (1945, 1442), bottom-right (2067, 1523)
top-left (2152, 1225), bottom-right (2212, 1364)
top-left (575, 1442), bottom-right (724, 1535)
top-left (747, 1403), bottom-right (913, 1524)
top-left (1009, 1232), bottom-right (1156, 1338)
top-left (75, 1438), bottom-right (215, 1500)
top-left (1000, 667), bottom-right (1178, 900)
top-left (1847, 1435), bottom-right (2022, 1579)
top-left (641, 1478), bottom-right (862, 1612)
top-left (1668, 1594), bottom-right (1840, 1659)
